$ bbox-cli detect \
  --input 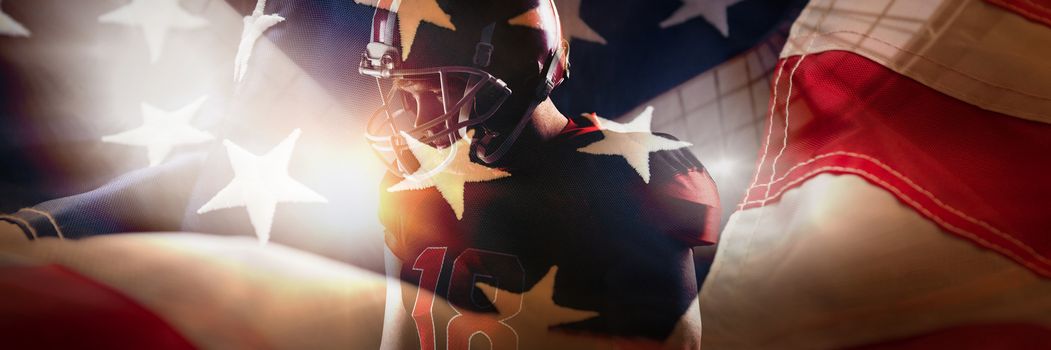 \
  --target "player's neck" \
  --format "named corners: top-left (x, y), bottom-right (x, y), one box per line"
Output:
top-left (488, 98), bottom-right (568, 170)
top-left (529, 98), bottom-right (569, 142)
